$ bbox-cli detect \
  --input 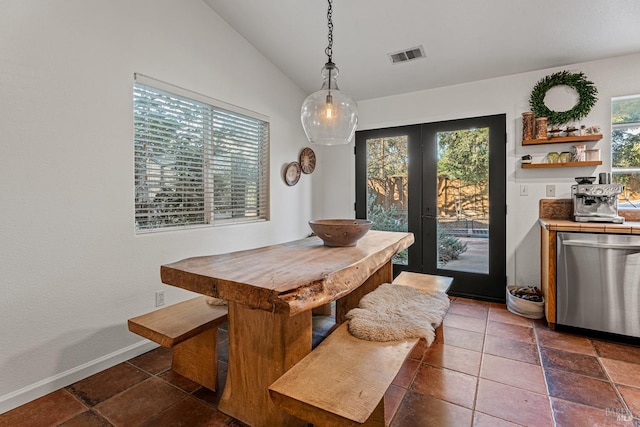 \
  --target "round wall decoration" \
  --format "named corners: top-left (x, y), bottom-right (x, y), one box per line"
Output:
top-left (529, 70), bottom-right (598, 125)
top-left (284, 161), bottom-right (302, 186)
top-left (299, 147), bottom-right (316, 174)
